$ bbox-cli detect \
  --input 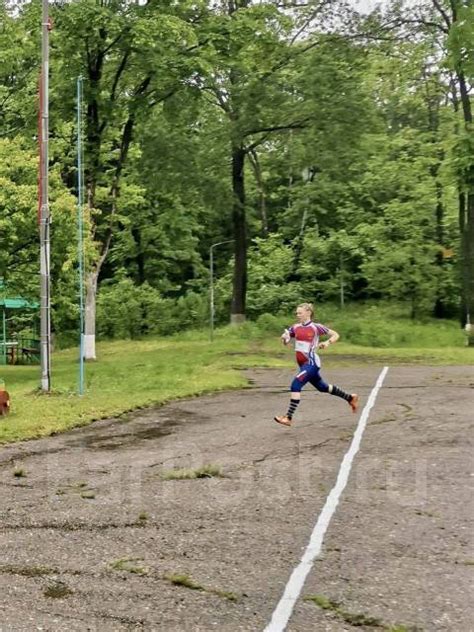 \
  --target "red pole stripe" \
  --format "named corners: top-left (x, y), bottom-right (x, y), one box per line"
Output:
top-left (38, 71), bottom-right (43, 225)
